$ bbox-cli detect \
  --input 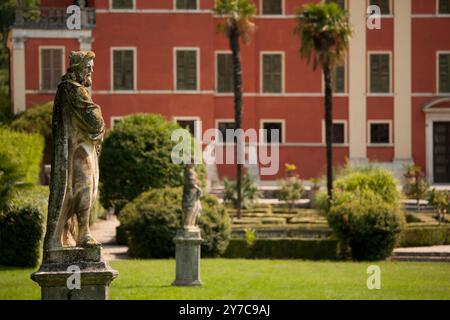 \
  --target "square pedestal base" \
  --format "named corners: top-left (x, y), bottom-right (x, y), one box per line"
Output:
top-left (31, 246), bottom-right (118, 300)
